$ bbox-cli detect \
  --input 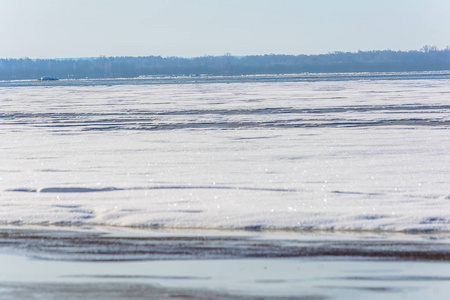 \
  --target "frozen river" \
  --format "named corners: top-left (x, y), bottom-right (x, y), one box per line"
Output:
top-left (1, 72), bottom-right (450, 299)
top-left (1, 72), bottom-right (449, 231)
